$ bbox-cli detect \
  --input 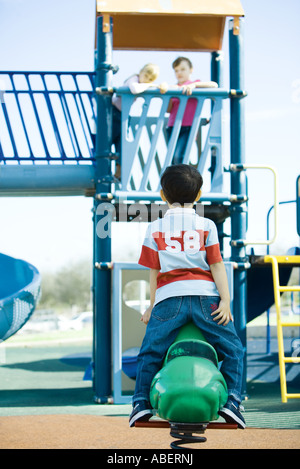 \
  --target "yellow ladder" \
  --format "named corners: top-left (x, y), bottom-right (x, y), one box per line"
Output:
top-left (264, 255), bottom-right (300, 402)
